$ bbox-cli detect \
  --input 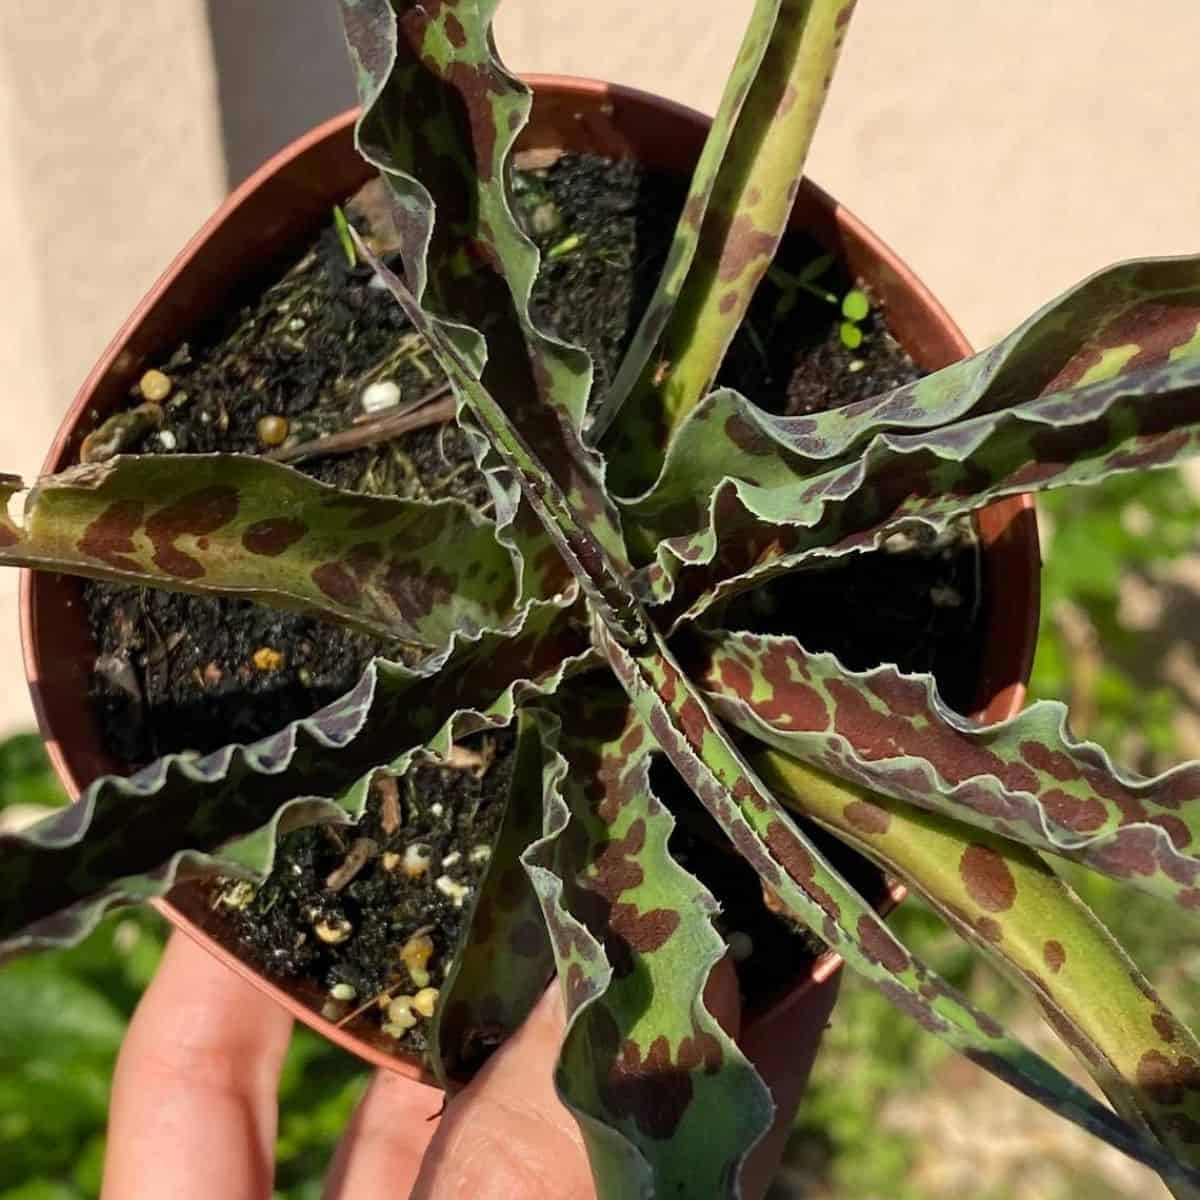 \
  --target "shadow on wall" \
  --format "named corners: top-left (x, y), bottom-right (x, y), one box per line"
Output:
top-left (205, 0), bottom-right (355, 187)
